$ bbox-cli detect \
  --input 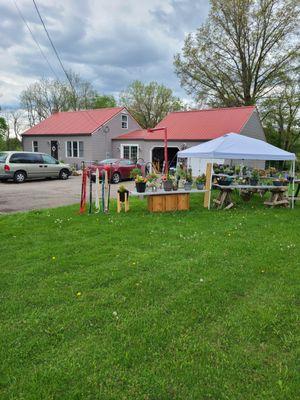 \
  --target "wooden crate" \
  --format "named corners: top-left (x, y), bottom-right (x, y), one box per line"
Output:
top-left (147, 193), bottom-right (190, 212)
